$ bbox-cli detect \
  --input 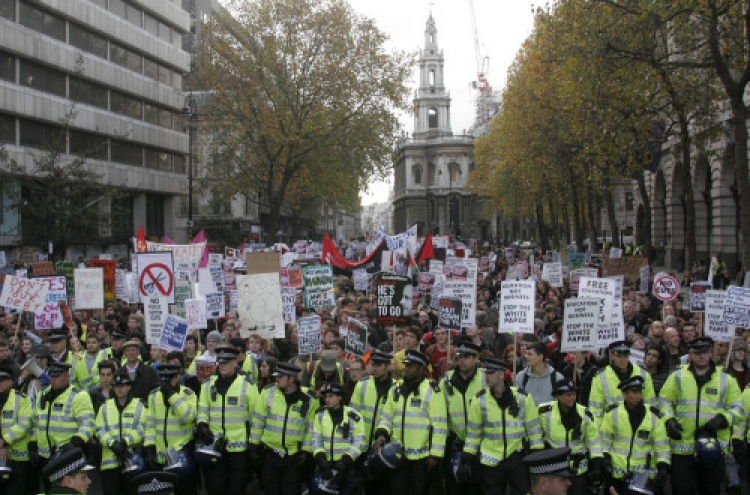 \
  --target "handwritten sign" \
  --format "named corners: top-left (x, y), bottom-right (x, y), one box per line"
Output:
top-left (297, 316), bottom-right (321, 355)
top-left (303, 265), bottom-right (335, 309)
top-left (90, 259), bottom-right (116, 302)
top-left (0, 275), bottom-right (51, 314)
top-left (237, 273), bottom-right (285, 339)
top-left (603, 256), bottom-right (648, 283)
top-left (282, 287), bottom-right (297, 324)
top-left (185, 298), bottom-right (207, 330)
